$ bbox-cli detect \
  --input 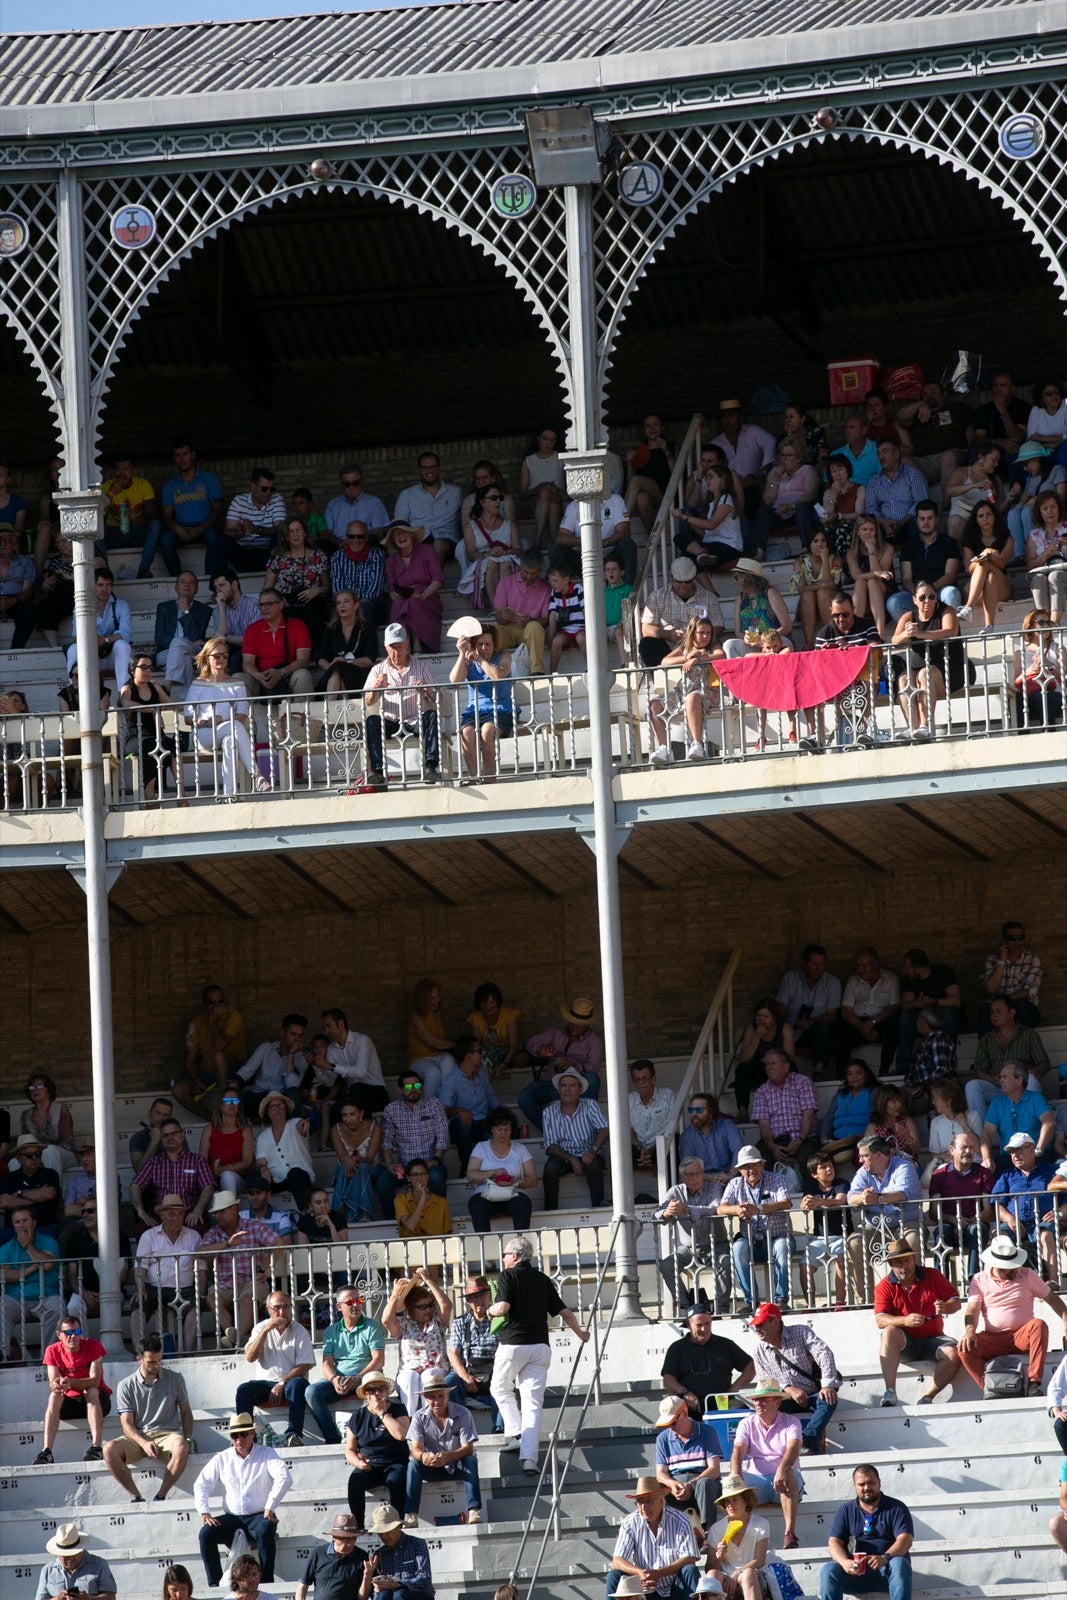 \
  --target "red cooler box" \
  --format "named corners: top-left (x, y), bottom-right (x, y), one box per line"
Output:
top-left (828, 358), bottom-right (878, 407)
